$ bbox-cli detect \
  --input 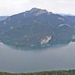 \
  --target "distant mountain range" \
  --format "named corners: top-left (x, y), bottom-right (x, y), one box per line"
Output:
top-left (0, 8), bottom-right (75, 48)
top-left (0, 16), bottom-right (8, 21)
